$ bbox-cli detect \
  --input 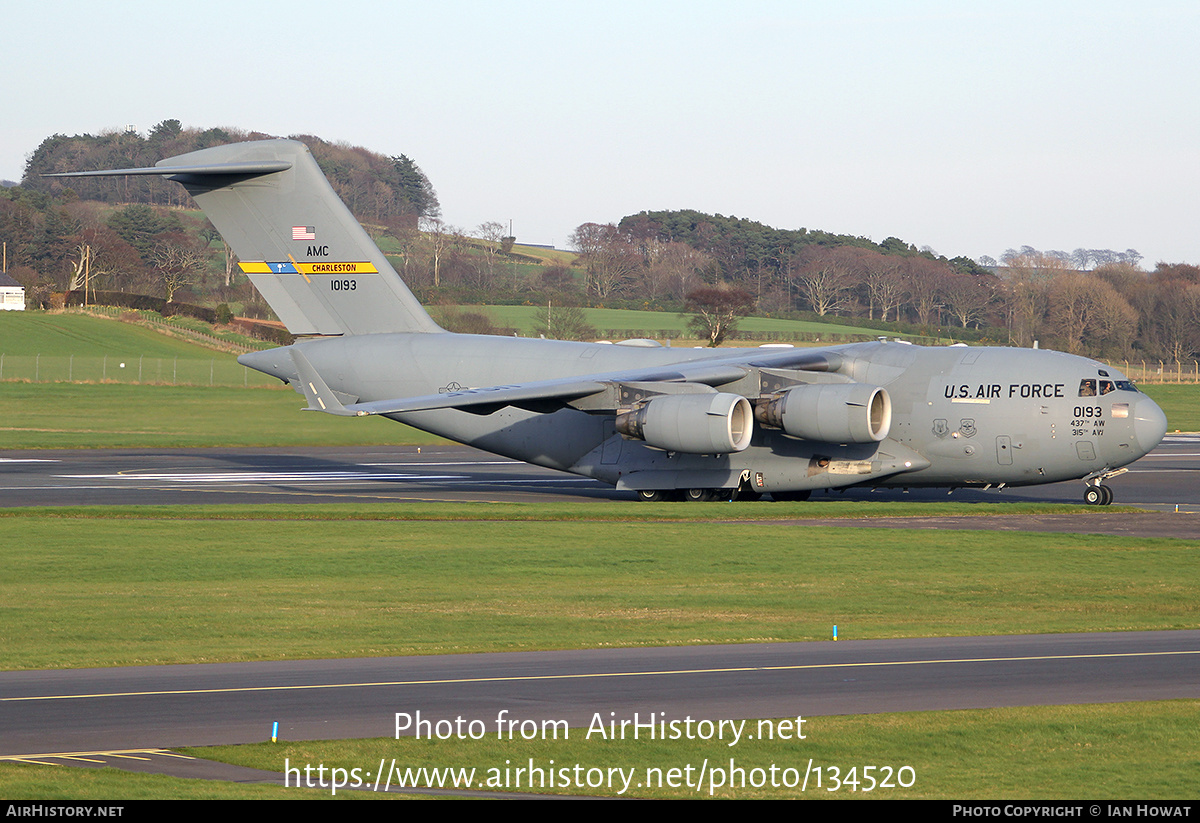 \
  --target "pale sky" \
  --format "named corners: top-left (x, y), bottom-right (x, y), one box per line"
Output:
top-left (4, 0), bottom-right (1197, 264)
